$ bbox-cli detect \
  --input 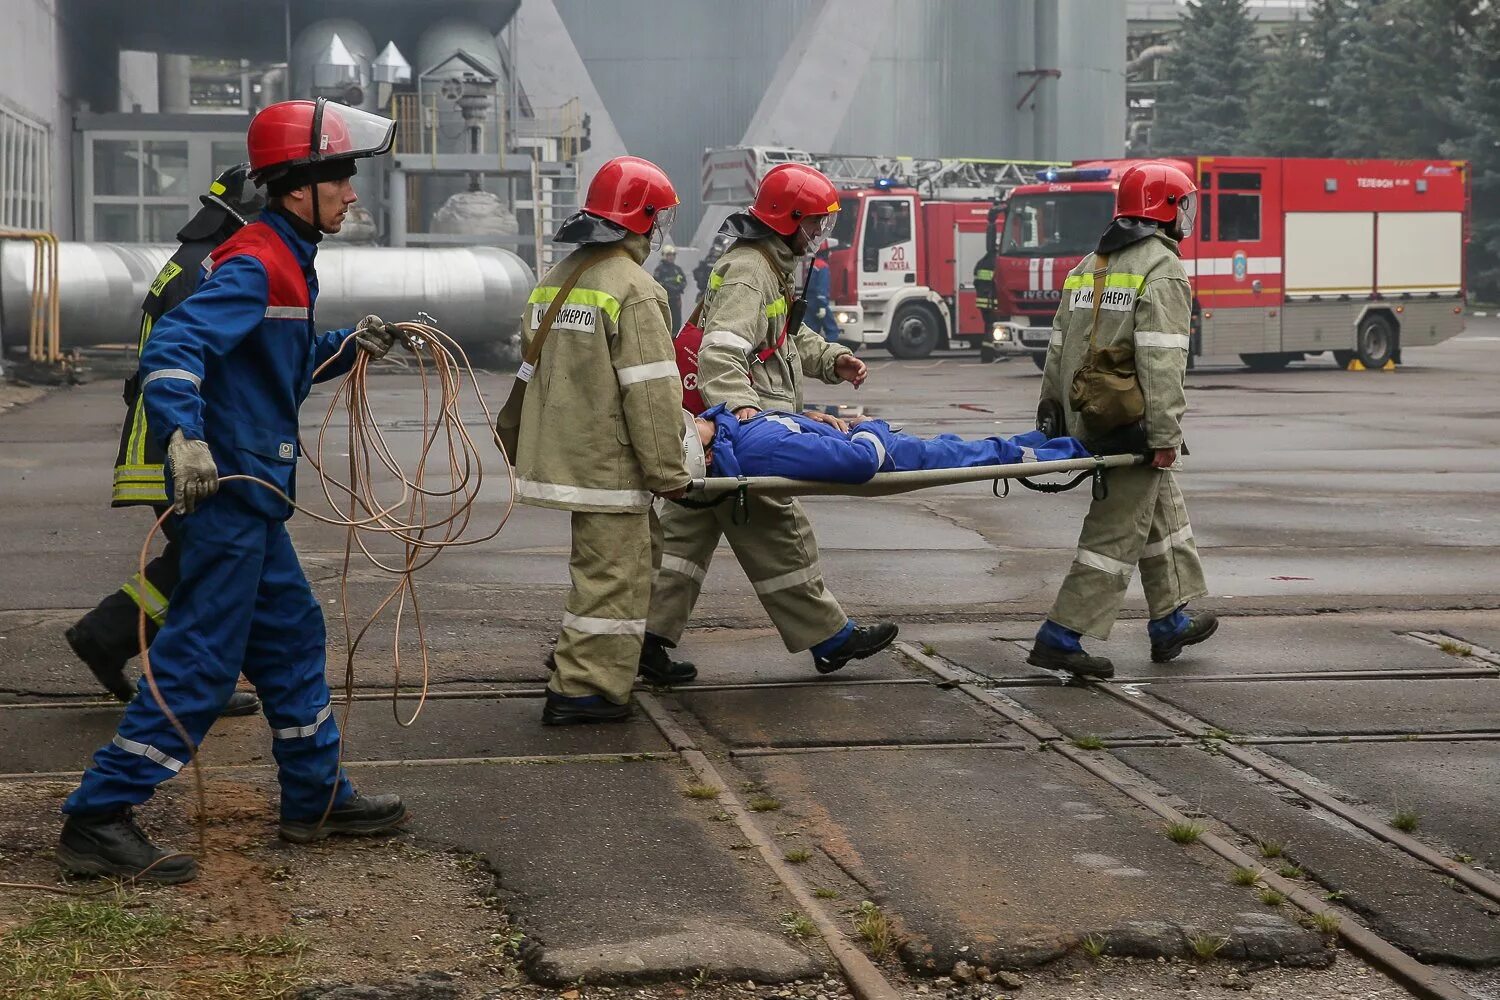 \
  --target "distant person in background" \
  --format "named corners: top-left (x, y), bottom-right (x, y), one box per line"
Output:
top-left (692, 232), bottom-right (732, 306)
top-left (654, 244), bottom-right (688, 330)
top-left (806, 240), bottom-right (841, 342)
